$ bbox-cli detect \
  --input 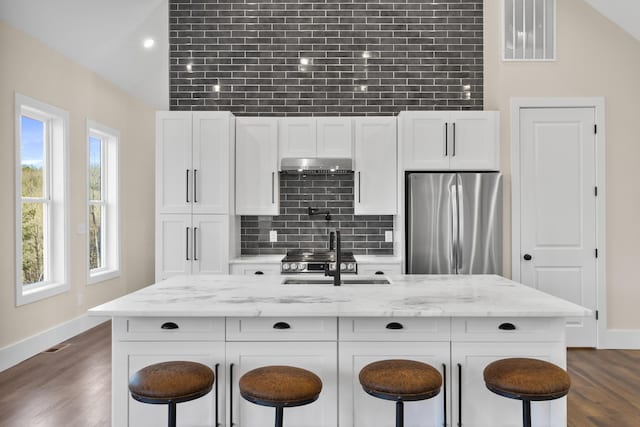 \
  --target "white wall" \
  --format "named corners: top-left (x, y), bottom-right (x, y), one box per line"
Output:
top-left (484, 0), bottom-right (640, 333)
top-left (0, 21), bottom-right (155, 350)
